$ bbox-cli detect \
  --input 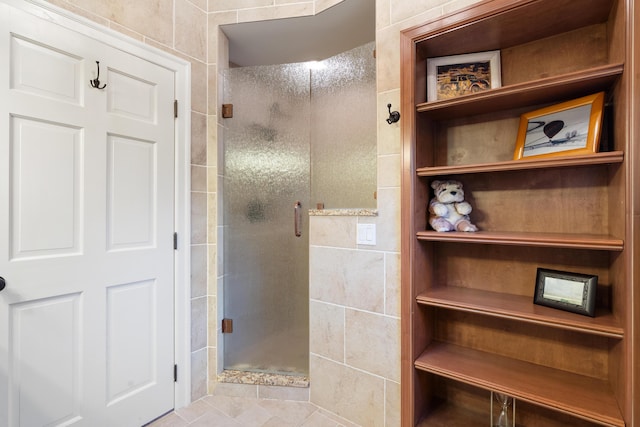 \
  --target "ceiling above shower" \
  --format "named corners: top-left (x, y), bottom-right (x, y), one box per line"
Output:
top-left (220, 0), bottom-right (375, 67)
